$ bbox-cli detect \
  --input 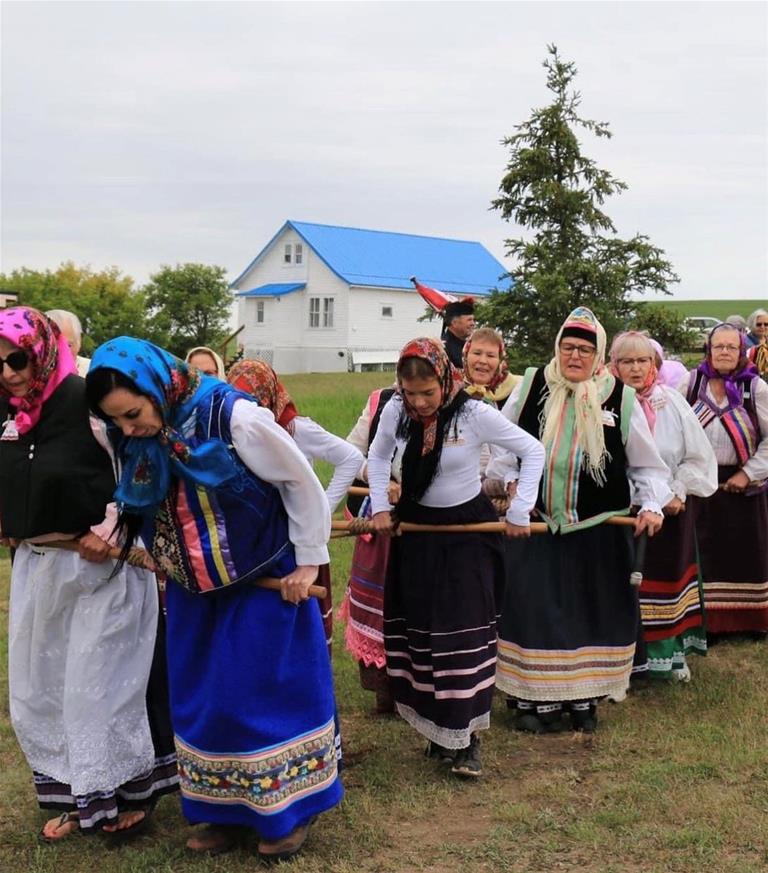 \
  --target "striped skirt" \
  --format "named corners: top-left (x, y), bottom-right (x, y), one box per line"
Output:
top-left (639, 504), bottom-right (706, 677)
top-left (383, 494), bottom-right (504, 750)
top-left (496, 524), bottom-right (638, 702)
top-left (342, 529), bottom-right (391, 670)
top-left (696, 466), bottom-right (768, 634)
